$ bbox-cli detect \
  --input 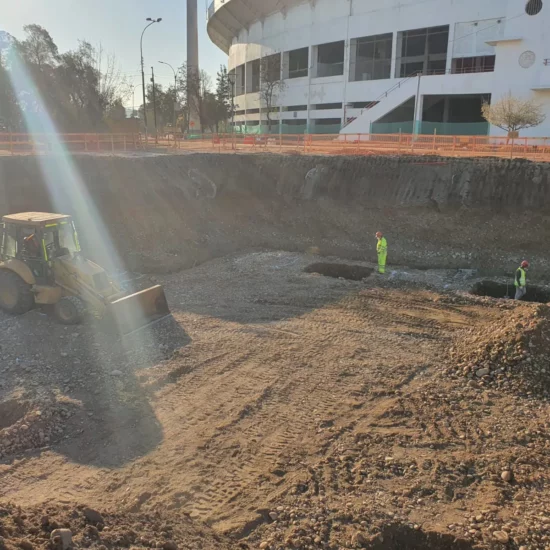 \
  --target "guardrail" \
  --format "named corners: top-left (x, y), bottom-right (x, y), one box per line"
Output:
top-left (2, 132), bottom-right (550, 162)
